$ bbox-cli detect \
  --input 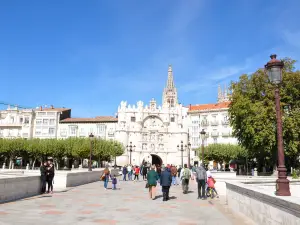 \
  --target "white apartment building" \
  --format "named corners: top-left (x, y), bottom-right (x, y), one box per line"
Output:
top-left (188, 85), bottom-right (237, 164)
top-left (115, 65), bottom-right (192, 166)
top-left (0, 105), bottom-right (35, 139)
top-left (58, 116), bottom-right (117, 140)
top-left (33, 106), bottom-right (71, 139)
